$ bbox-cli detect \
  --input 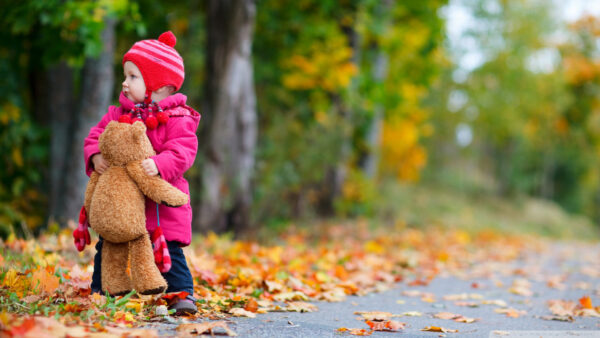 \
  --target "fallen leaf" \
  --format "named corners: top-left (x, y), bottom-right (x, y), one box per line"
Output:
top-left (481, 299), bottom-right (507, 307)
top-left (401, 311), bottom-right (422, 317)
top-left (31, 268), bottom-right (59, 295)
top-left (540, 315), bottom-right (574, 322)
top-left (509, 279), bottom-right (532, 297)
top-left (443, 293), bottom-right (483, 301)
top-left (421, 326), bottom-right (458, 333)
top-left (454, 301), bottom-right (479, 307)
top-left (494, 308), bottom-right (526, 318)
top-left (402, 290), bottom-right (422, 297)
top-left (453, 315), bottom-right (477, 323)
top-left (176, 321), bottom-right (237, 336)
top-left (22, 295), bottom-right (41, 304)
top-left (244, 298), bottom-right (259, 312)
top-left (230, 307), bottom-right (256, 318)
top-left (434, 312), bottom-right (458, 320)
top-left (579, 295), bottom-right (593, 309)
top-left (421, 295), bottom-right (436, 303)
top-left (286, 301), bottom-right (318, 312)
top-left (577, 308), bottom-right (600, 317)
top-left (265, 280), bottom-right (284, 292)
top-left (354, 311), bottom-right (393, 321)
top-left (365, 320), bottom-right (405, 331)
top-left (273, 291), bottom-right (308, 302)
top-left (548, 300), bottom-right (576, 316)
top-left (337, 328), bottom-right (372, 336)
